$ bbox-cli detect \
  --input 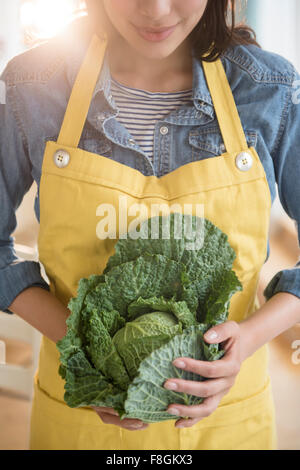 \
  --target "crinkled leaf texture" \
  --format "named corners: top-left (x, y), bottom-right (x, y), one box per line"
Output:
top-left (57, 213), bottom-right (242, 422)
top-left (123, 325), bottom-right (225, 422)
